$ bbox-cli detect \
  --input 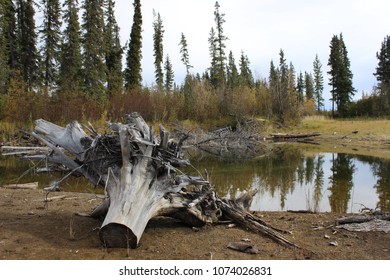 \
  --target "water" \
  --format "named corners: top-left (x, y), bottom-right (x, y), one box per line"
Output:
top-left (1, 145), bottom-right (390, 213)
top-left (0, 154), bottom-right (97, 194)
top-left (185, 145), bottom-right (390, 213)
